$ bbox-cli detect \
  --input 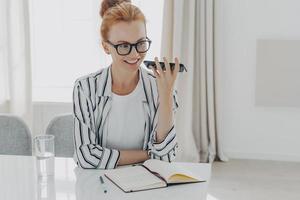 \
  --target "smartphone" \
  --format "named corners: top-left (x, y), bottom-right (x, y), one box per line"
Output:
top-left (143, 60), bottom-right (187, 72)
